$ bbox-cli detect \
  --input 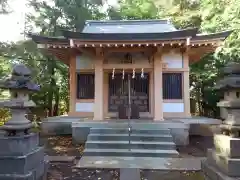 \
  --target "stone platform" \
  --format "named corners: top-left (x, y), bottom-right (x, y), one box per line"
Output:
top-left (41, 116), bottom-right (221, 146)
